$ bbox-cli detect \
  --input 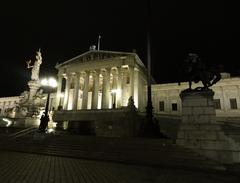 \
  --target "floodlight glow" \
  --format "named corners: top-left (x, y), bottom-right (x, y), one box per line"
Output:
top-left (41, 78), bottom-right (48, 86)
top-left (3, 118), bottom-right (12, 127)
top-left (41, 77), bottom-right (57, 87)
top-left (111, 89), bottom-right (120, 94)
top-left (58, 93), bottom-right (64, 98)
top-left (111, 89), bottom-right (117, 93)
top-left (48, 78), bottom-right (57, 88)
